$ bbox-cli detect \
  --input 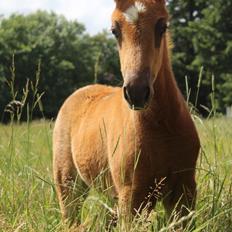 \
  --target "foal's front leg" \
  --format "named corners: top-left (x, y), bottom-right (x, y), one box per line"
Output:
top-left (163, 174), bottom-right (197, 230)
top-left (117, 184), bottom-right (156, 224)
